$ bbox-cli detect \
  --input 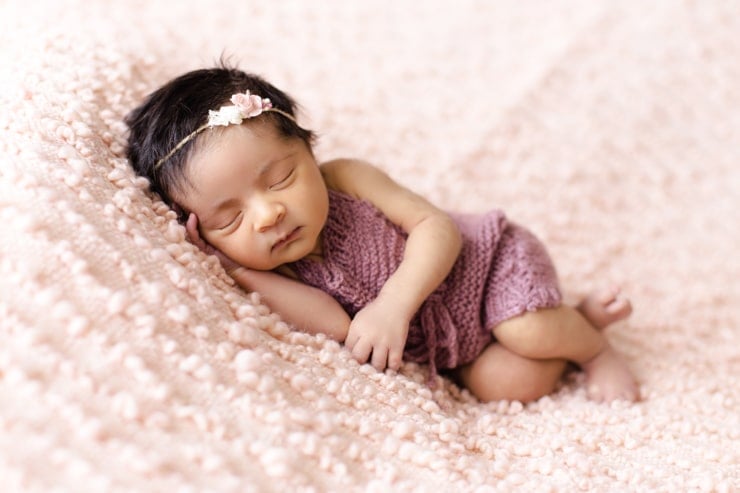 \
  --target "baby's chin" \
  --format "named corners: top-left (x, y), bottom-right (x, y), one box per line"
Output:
top-left (234, 253), bottom-right (300, 272)
top-left (231, 235), bottom-right (318, 271)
